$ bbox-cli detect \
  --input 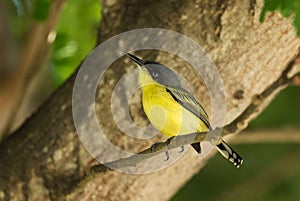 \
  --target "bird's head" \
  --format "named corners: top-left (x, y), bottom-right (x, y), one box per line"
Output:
top-left (127, 53), bottom-right (181, 87)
